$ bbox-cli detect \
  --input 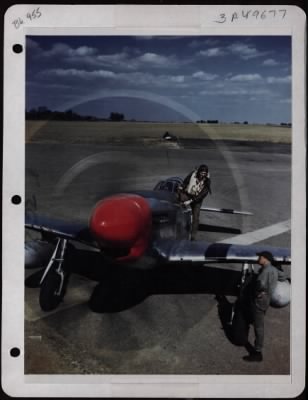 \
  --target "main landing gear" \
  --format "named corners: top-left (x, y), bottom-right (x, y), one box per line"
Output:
top-left (39, 238), bottom-right (71, 311)
top-left (230, 263), bottom-right (255, 345)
